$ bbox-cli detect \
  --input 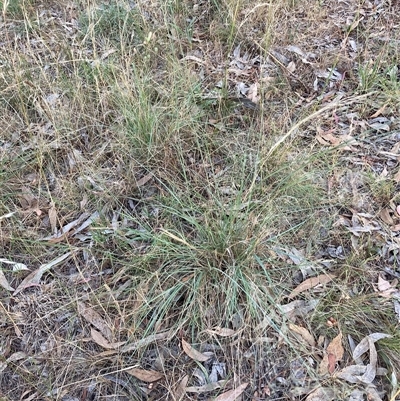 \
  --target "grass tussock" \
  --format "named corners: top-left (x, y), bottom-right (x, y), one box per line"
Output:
top-left (1, 0), bottom-right (400, 399)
